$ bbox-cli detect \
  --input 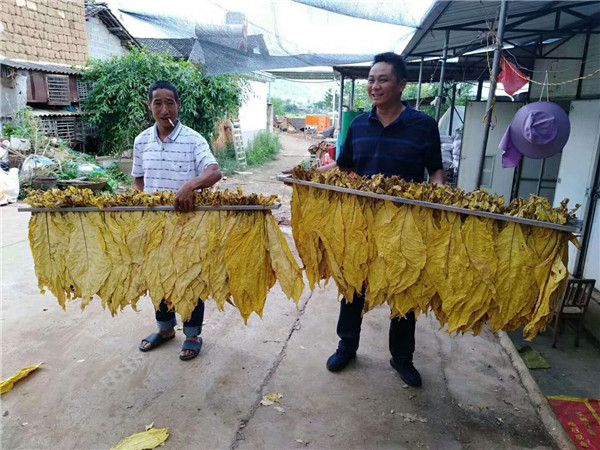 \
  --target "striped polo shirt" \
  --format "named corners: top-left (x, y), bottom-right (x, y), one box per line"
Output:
top-left (337, 102), bottom-right (442, 182)
top-left (131, 120), bottom-right (218, 193)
